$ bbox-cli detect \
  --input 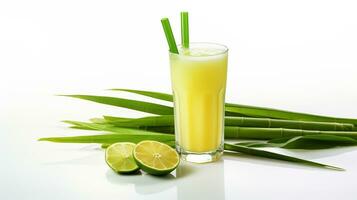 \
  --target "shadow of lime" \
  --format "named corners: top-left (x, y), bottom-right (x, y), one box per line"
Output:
top-left (105, 162), bottom-right (197, 195)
